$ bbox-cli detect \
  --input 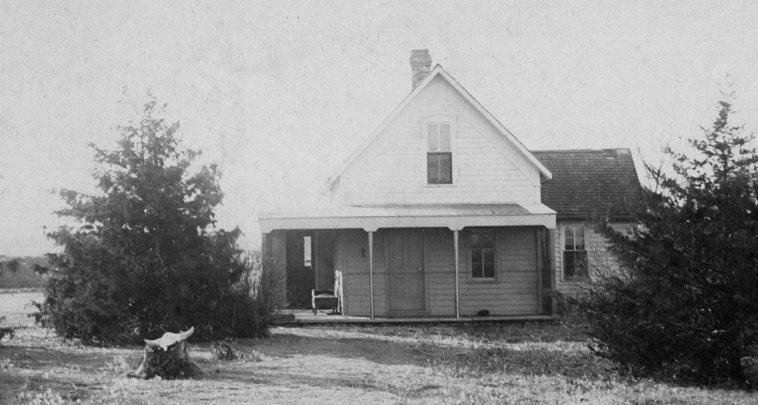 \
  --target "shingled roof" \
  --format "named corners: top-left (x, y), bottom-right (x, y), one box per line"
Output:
top-left (532, 148), bottom-right (642, 220)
